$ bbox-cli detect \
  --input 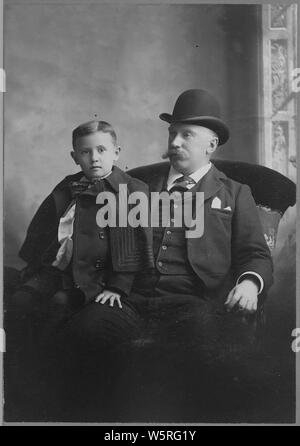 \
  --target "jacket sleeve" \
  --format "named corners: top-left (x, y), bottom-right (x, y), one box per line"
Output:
top-left (106, 271), bottom-right (135, 297)
top-left (19, 193), bottom-right (58, 270)
top-left (231, 184), bottom-right (273, 293)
